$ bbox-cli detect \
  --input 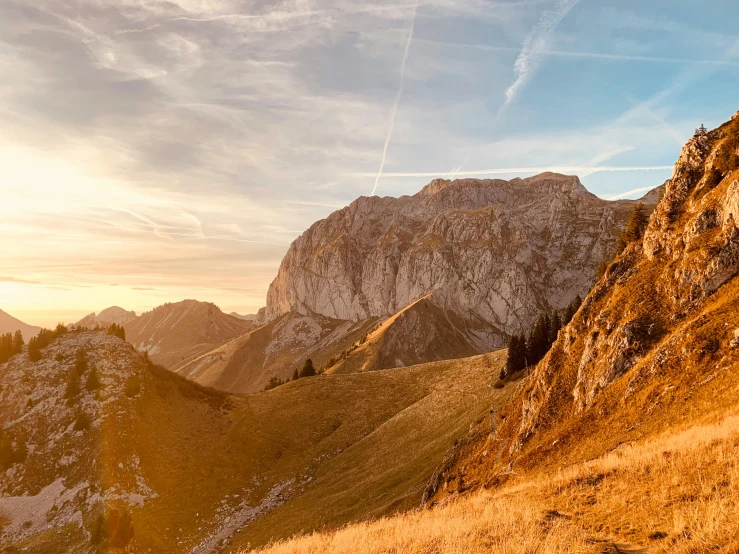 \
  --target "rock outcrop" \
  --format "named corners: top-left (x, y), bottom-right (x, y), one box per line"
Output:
top-left (71, 306), bottom-right (137, 329)
top-left (260, 173), bottom-right (655, 351)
